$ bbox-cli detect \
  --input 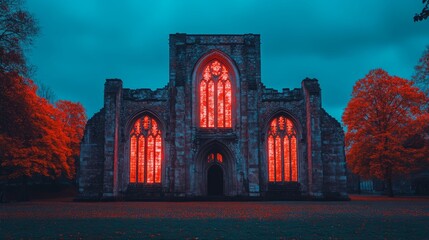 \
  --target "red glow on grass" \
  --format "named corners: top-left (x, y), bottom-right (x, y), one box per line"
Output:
top-left (3, 195), bottom-right (429, 221)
